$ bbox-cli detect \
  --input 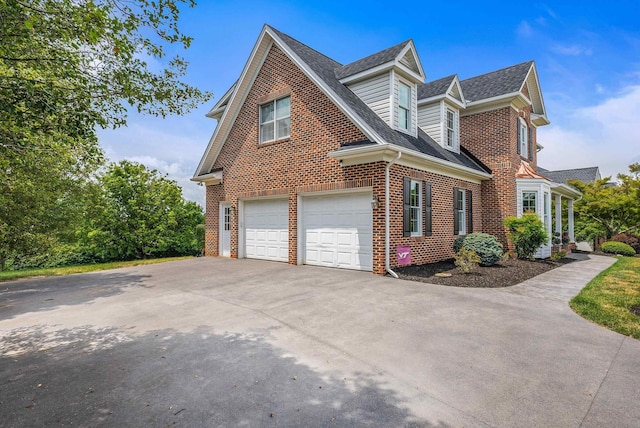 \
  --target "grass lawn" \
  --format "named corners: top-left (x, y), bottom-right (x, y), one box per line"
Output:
top-left (570, 256), bottom-right (640, 339)
top-left (0, 256), bottom-right (193, 283)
